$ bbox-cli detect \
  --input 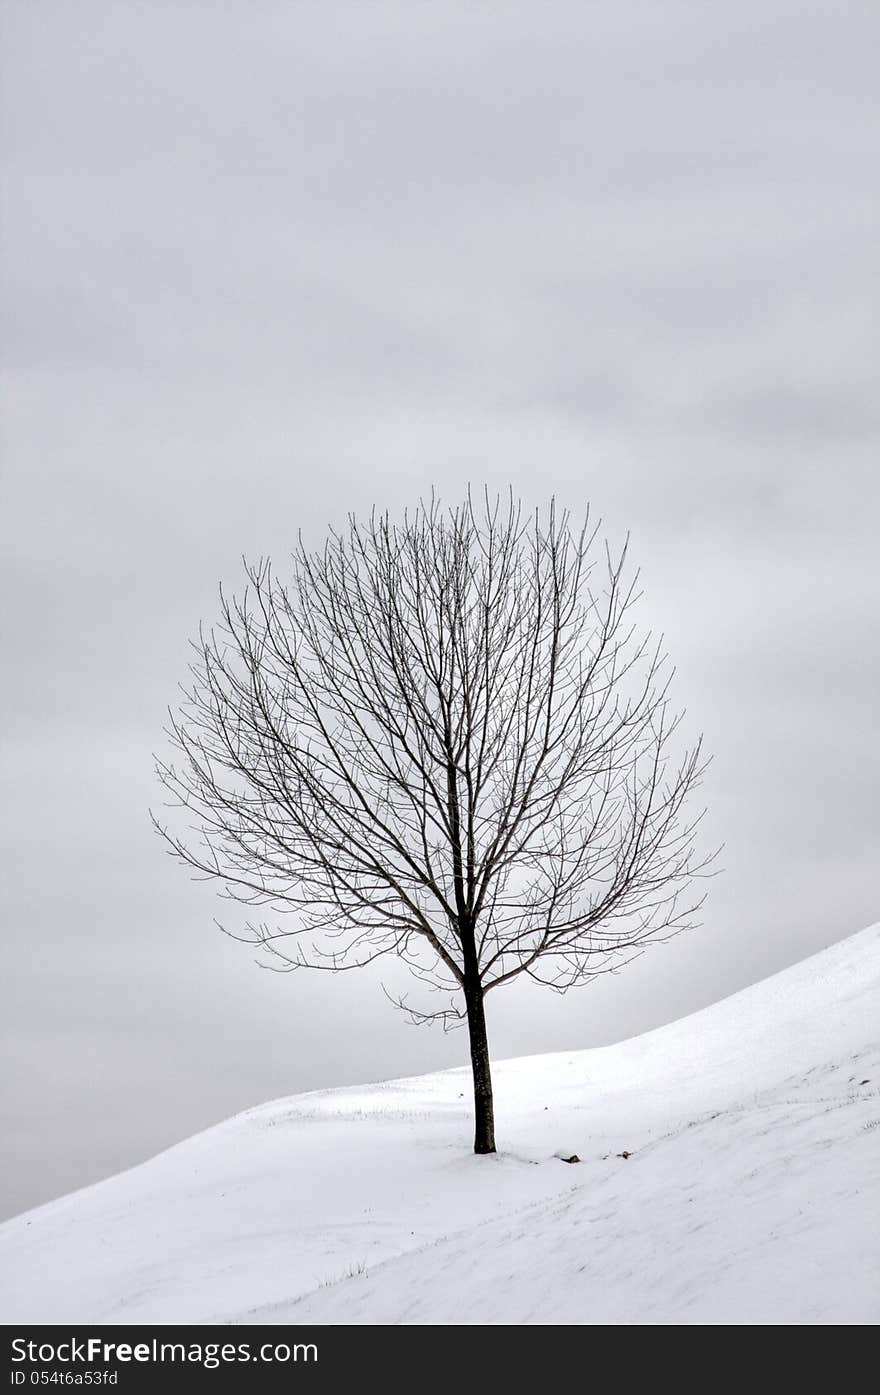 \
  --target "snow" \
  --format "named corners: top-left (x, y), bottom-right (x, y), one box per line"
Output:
top-left (2, 924), bottom-right (878, 1325)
